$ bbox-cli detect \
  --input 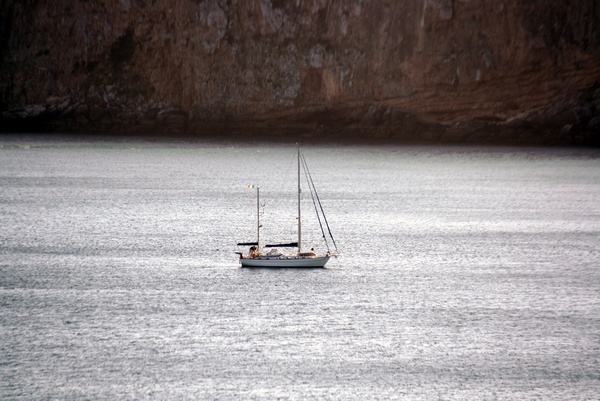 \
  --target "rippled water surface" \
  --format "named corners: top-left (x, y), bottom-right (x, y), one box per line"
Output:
top-left (1, 135), bottom-right (599, 399)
